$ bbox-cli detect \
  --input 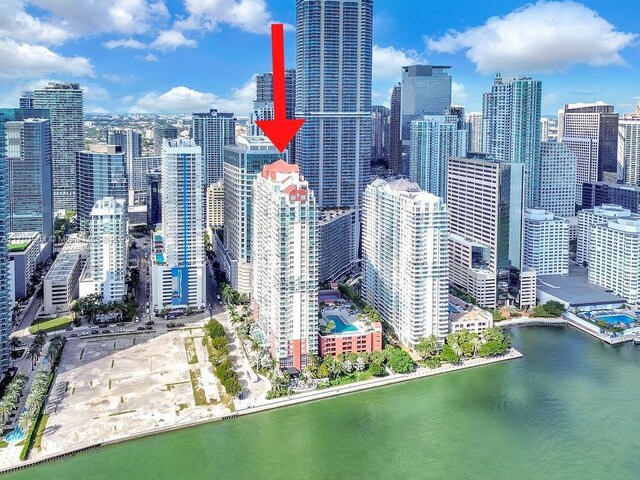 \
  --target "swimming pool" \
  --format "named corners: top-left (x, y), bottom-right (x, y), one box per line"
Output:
top-left (597, 314), bottom-right (635, 325)
top-left (326, 315), bottom-right (358, 333)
